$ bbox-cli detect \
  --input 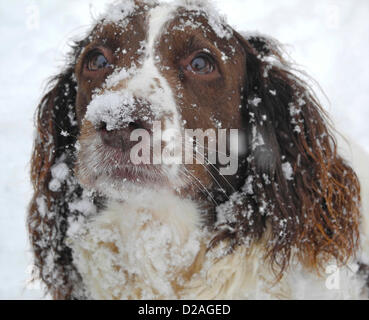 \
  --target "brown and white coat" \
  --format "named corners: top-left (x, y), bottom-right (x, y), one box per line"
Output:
top-left (29, 0), bottom-right (369, 299)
